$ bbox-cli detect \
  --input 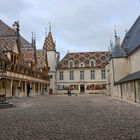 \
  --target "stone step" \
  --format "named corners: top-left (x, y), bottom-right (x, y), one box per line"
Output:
top-left (0, 101), bottom-right (14, 109)
top-left (0, 101), bottom-right (10, 104)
